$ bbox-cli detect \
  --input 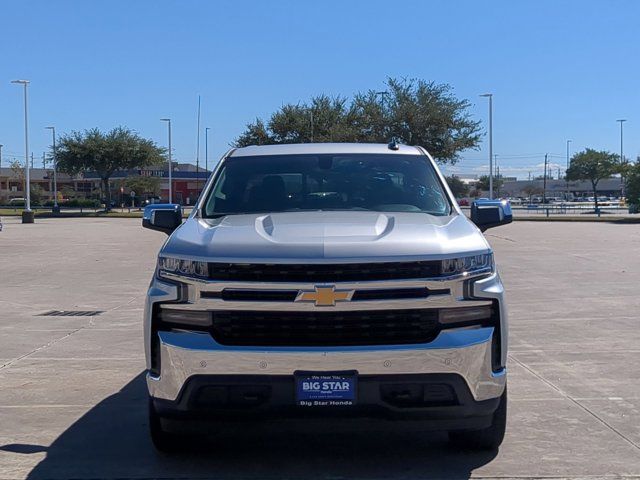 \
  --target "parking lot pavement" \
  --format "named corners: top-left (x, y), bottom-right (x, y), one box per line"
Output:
top-left (0, 217), bottom-right (639, 479)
